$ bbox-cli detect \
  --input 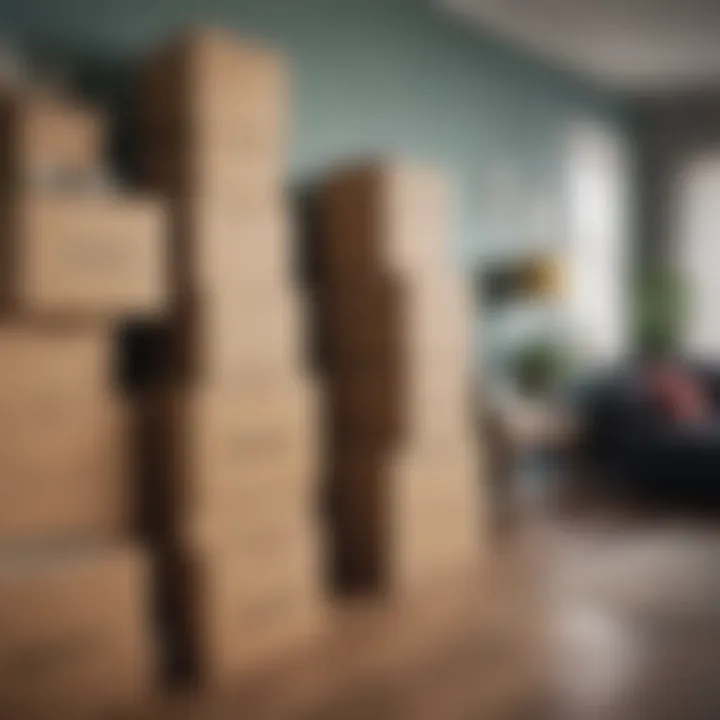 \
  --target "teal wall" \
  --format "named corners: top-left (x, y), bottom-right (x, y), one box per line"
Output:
top-left (0, 0), bottom-right (633, 271)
